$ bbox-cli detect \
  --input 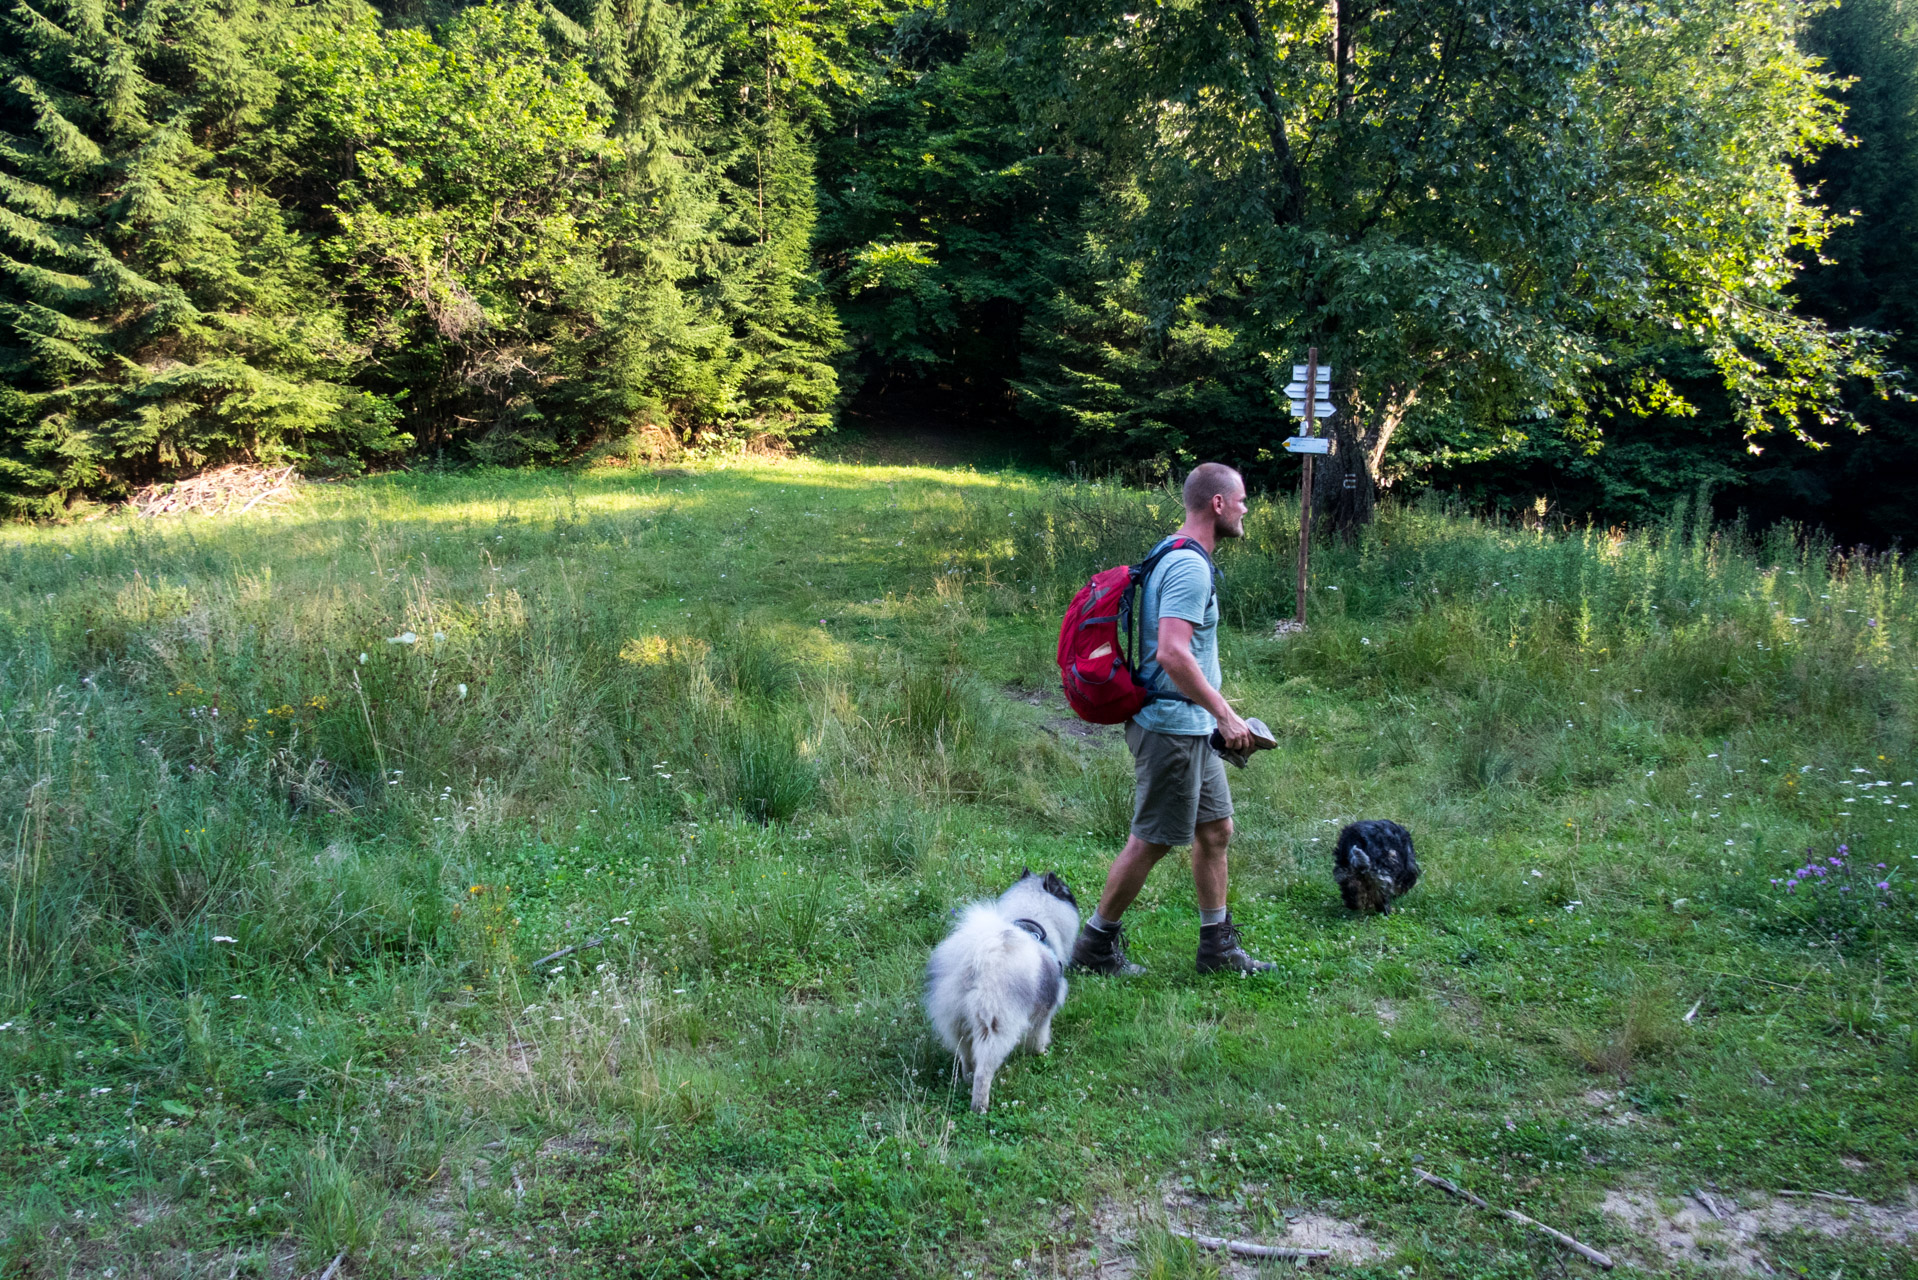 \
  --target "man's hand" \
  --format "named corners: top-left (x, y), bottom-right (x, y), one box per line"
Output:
top-left (1214, 706), bottom-right (1254, 752)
